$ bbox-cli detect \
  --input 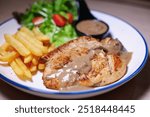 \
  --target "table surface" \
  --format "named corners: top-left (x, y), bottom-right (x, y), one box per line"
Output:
top-left (0, 0), bottom-right (150, 100)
